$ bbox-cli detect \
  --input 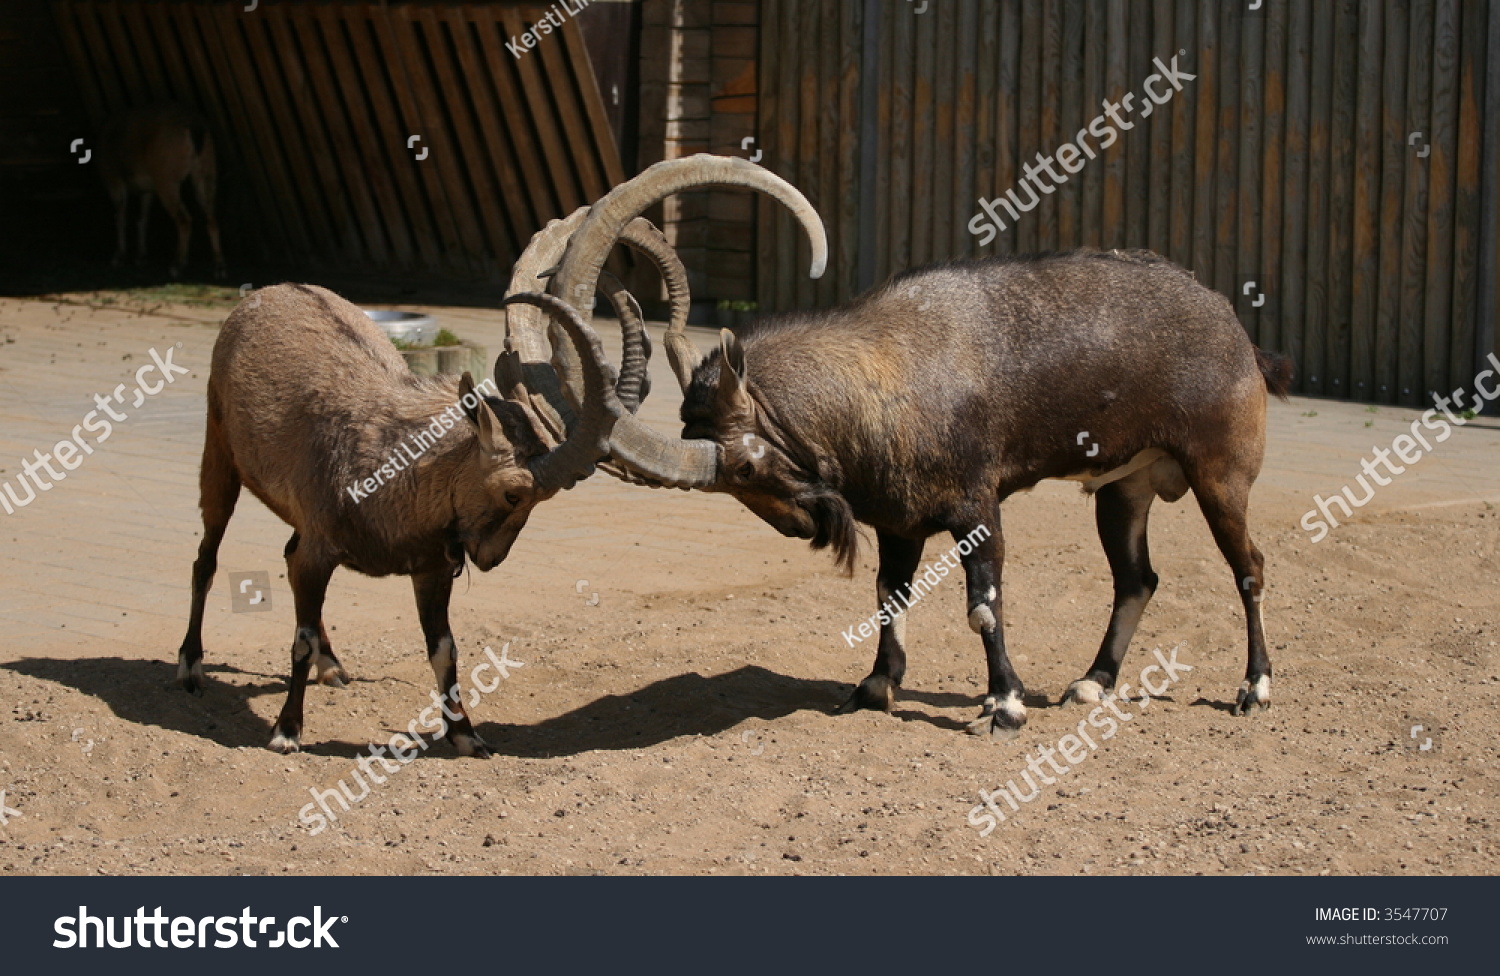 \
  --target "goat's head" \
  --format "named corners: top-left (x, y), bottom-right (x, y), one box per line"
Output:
top-left (453, 292), bottom-right (622, 572)
top-left (679, 329), bottom-right (859, 573)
